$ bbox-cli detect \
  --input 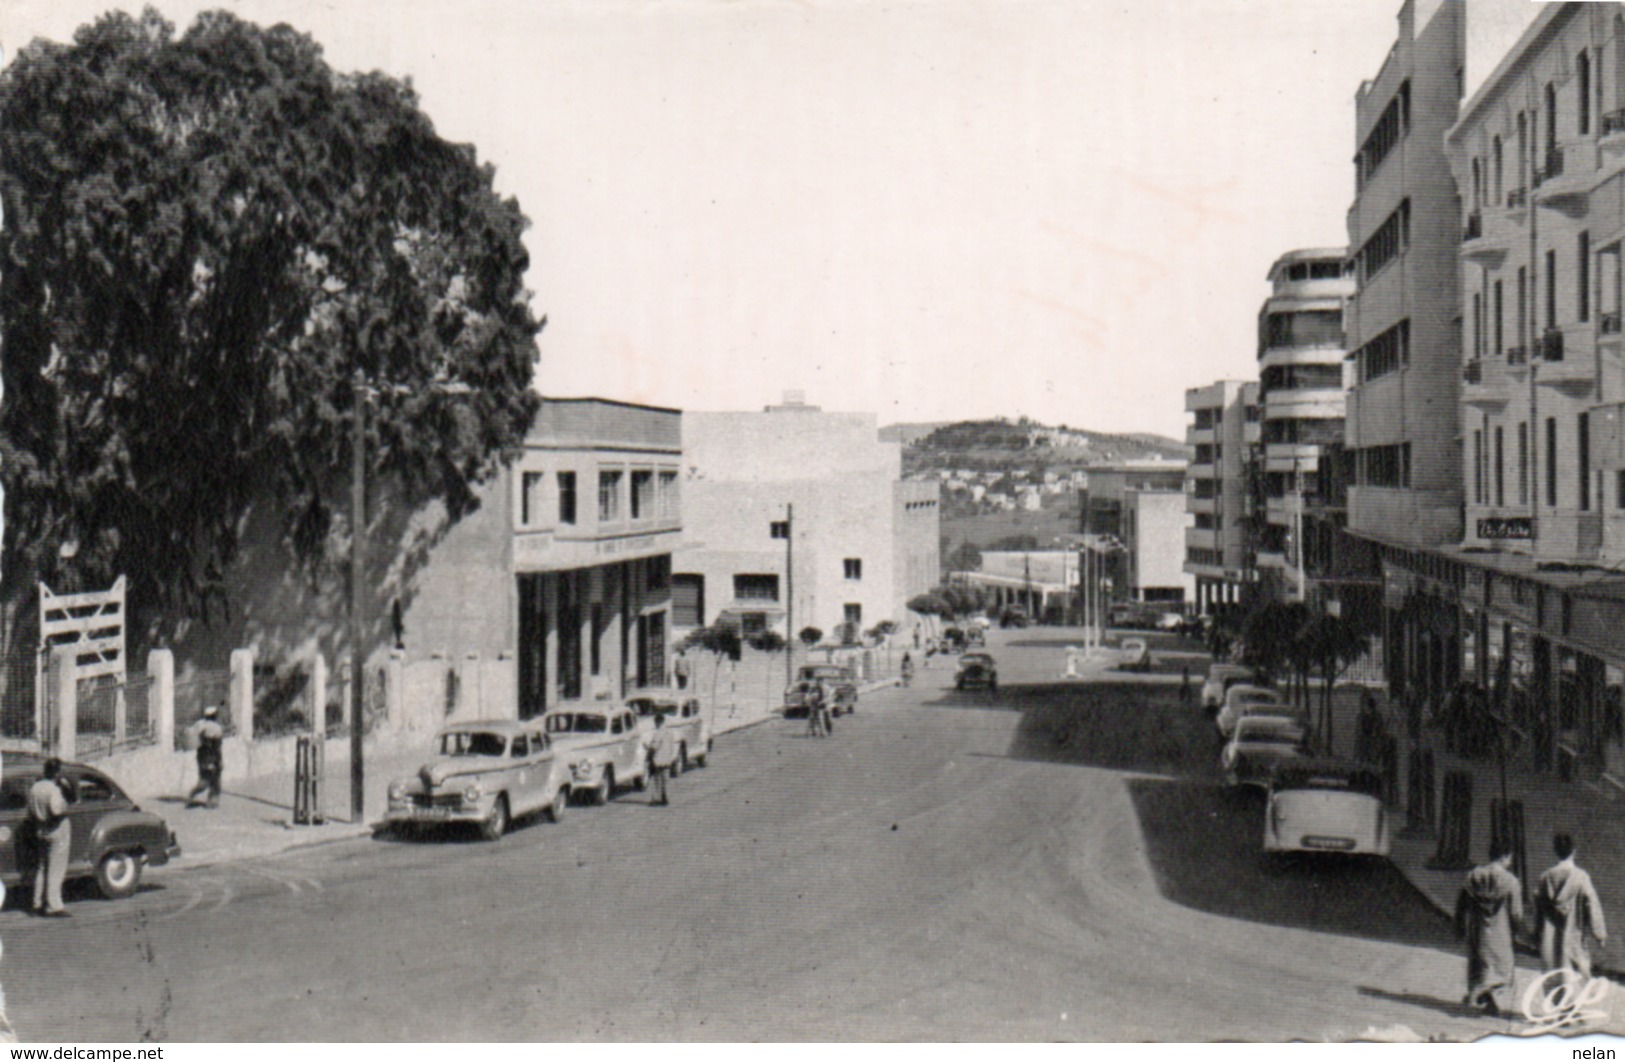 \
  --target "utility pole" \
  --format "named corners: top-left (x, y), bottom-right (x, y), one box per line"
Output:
top-left (350, 376), bottom-right (368, 823)
top-left (785, 503), bottom-right (794, 689)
